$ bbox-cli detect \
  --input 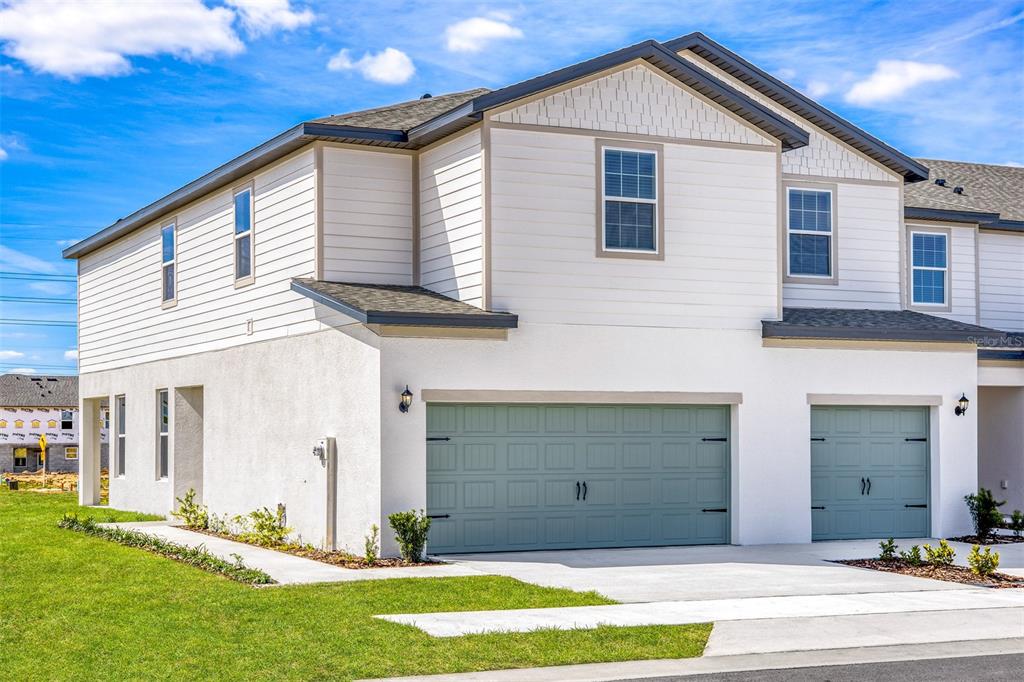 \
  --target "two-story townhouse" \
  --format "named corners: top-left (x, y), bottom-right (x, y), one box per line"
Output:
top-left (65, 33), bottom-right (1022, 555)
